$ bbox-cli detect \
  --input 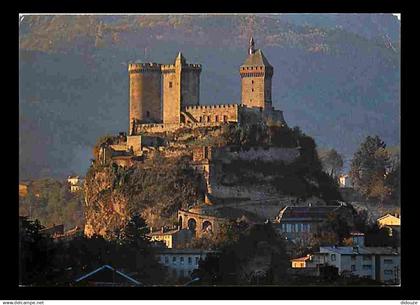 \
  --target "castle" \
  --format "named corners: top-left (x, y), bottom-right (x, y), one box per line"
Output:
top-left (97, 38), bottom-right (289, 167)
top-left (127, 37), bottom-right (286, 136)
